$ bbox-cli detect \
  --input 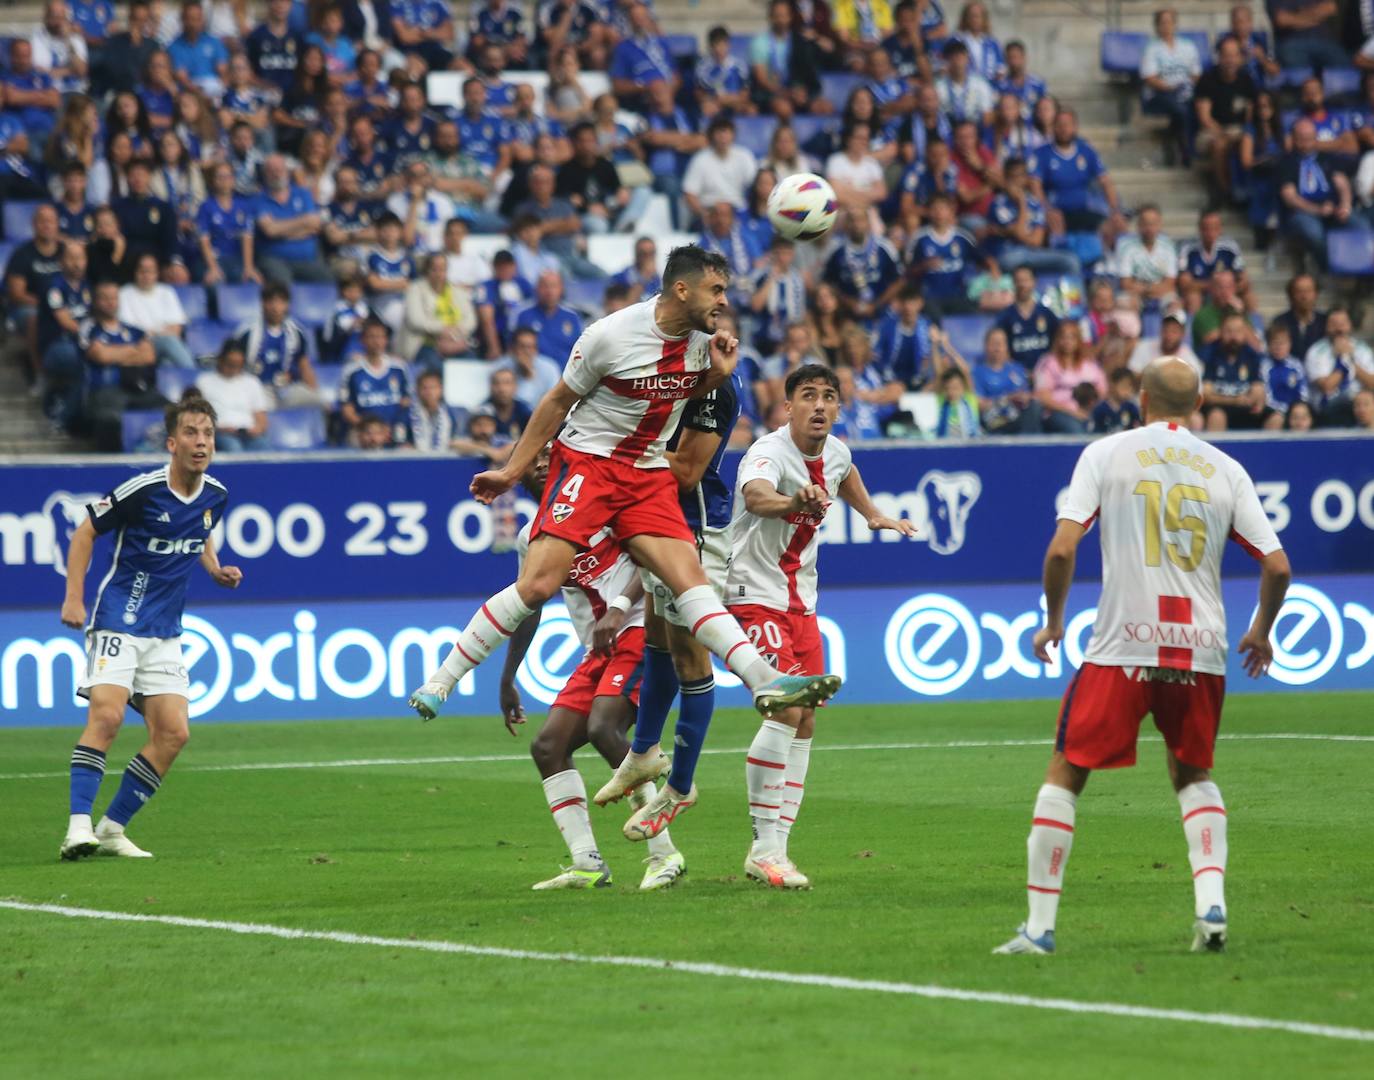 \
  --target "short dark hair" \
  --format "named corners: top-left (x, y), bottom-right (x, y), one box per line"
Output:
top-left (263, 282), bottom-right (290, 303)
top-left (897, 280), bottom-right (923, 302)
top-left (708, 25), bottom-right (730, 44)
top-left (362, 315), bottom-right (390, 335)
top-left (1003, 156), bottom-right (1026, 174)
top-left (165, 393), bottom-right (217, 436)
top-left (663, 245), bottom-right (731, 288)
top-left (512, 326), bottom-right (538, 343)
top-left (1109, 366), bottom-right (1136, 386)
top-left (603, 281), bottom-right (631, 305)
top-left (707, 115), bottom-right (735, 136)
top-left (376, 211), bottom-right (403, 229)
top-left (61, 160), bottom-right (87, 177)
top-left (417, 368), bottom-right (442, 386)
top-left (940, 366), bottom-right (967, 388)
top-left (785, 363), bottom-right (840, 398)
top-left (493, 249), bottom-right (516, 267)
top-left (570, 121), bottom-right (596, 141)
top-left (942, 39), bottom-right (968, 58)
